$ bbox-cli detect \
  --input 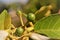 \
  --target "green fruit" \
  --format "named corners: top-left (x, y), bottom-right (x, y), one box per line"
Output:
top-left (27, 13), bottom-right (35, 21)
top-left (15, 27), bottom-right (24, 37)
